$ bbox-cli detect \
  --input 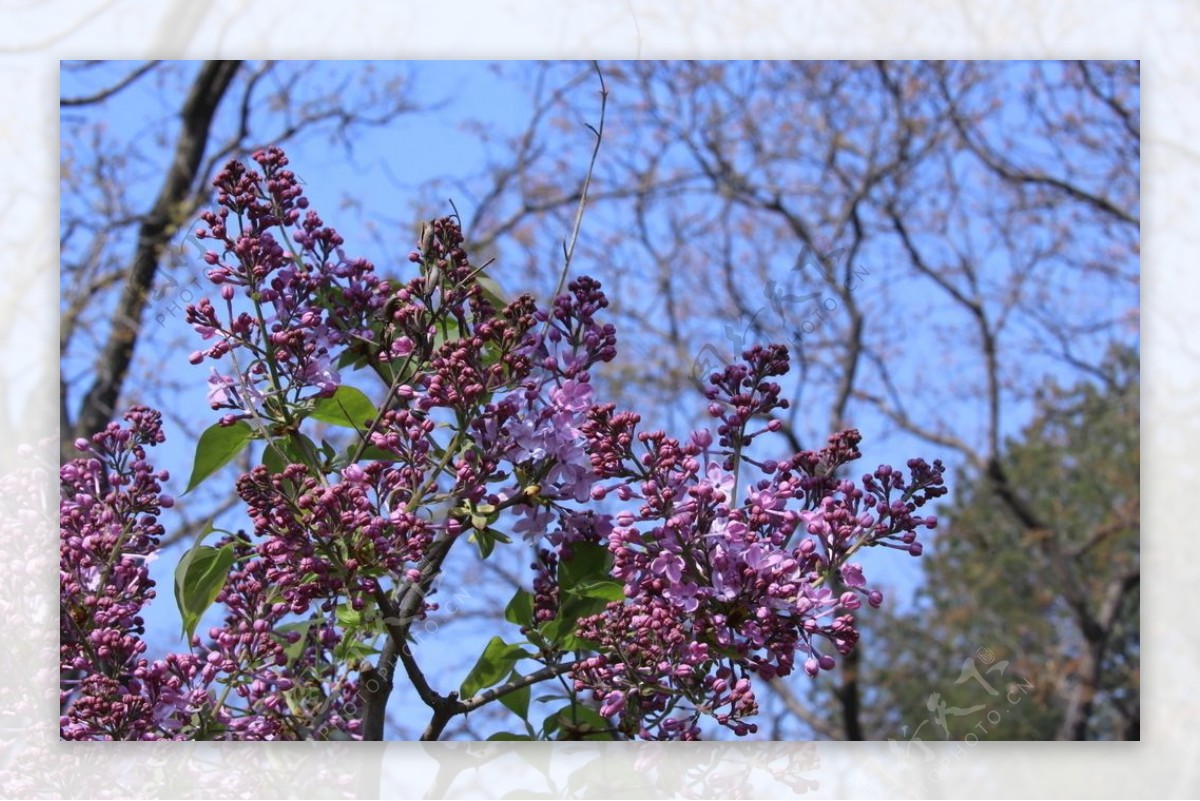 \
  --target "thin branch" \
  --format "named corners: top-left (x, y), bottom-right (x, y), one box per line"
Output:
top-left (545, 61), bottom-right (608, 312)
top-left (936, 70), bottom-right (1139, 228)
top-left (60, 60), bottom-right (161, 107)
top-left (765, 677), bottom-right (842, 740)
top-left (457, 661), bottom-right (579, 716)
